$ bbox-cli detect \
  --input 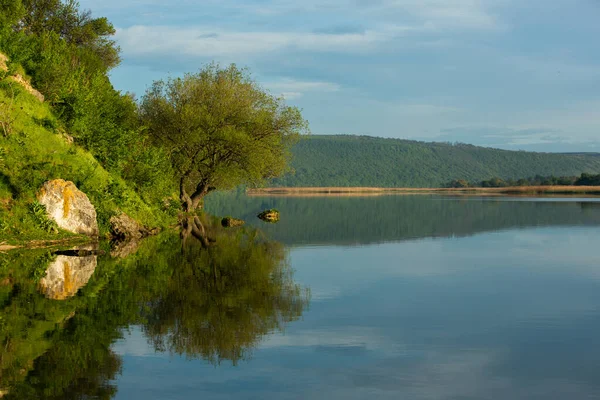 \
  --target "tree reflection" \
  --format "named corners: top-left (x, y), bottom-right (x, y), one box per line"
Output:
top-left (145, 215), bottom-right (308, 364)
top-left (2, 216), bottom-right (309, 398)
